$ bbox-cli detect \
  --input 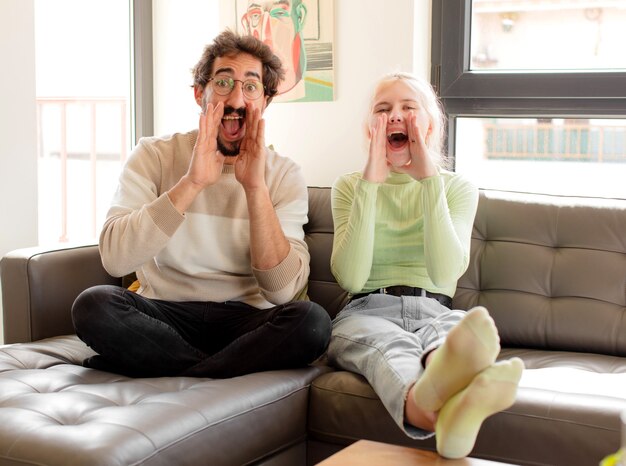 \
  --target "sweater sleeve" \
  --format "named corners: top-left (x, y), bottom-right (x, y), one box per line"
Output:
top-left (252, 161), bottom-right (310, 305)
top-left (99, 140), bottom-right (185, 277)
top-left (421, 173), bottom-right (478, 286)
top-left (330, 175), bottom-right (379, 294)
